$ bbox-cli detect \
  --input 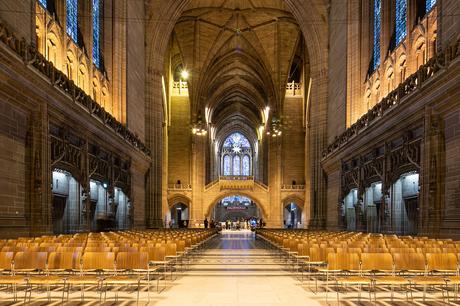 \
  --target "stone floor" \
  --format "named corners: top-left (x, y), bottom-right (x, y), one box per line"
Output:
top-left (0, 230), bottom-right (457, 305)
